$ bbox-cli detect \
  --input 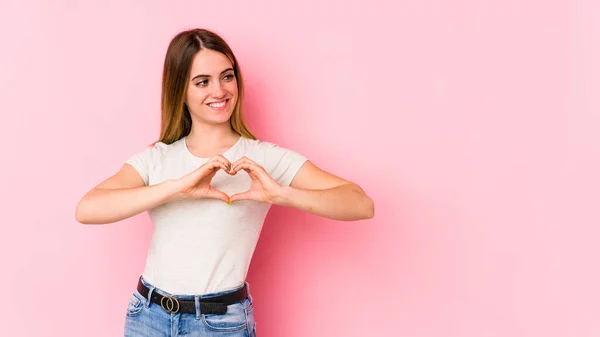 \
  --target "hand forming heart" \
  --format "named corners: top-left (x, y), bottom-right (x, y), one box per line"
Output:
top-left (175, 155), bottom-right (281, 204)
